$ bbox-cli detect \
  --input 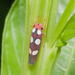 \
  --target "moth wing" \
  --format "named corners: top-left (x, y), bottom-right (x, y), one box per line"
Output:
top-left (28, 34), bottom-right (42, 65)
